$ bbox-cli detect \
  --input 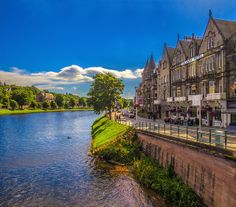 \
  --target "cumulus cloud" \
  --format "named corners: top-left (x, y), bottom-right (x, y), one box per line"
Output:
top-left (0, 64), bottom-right (143, 91)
